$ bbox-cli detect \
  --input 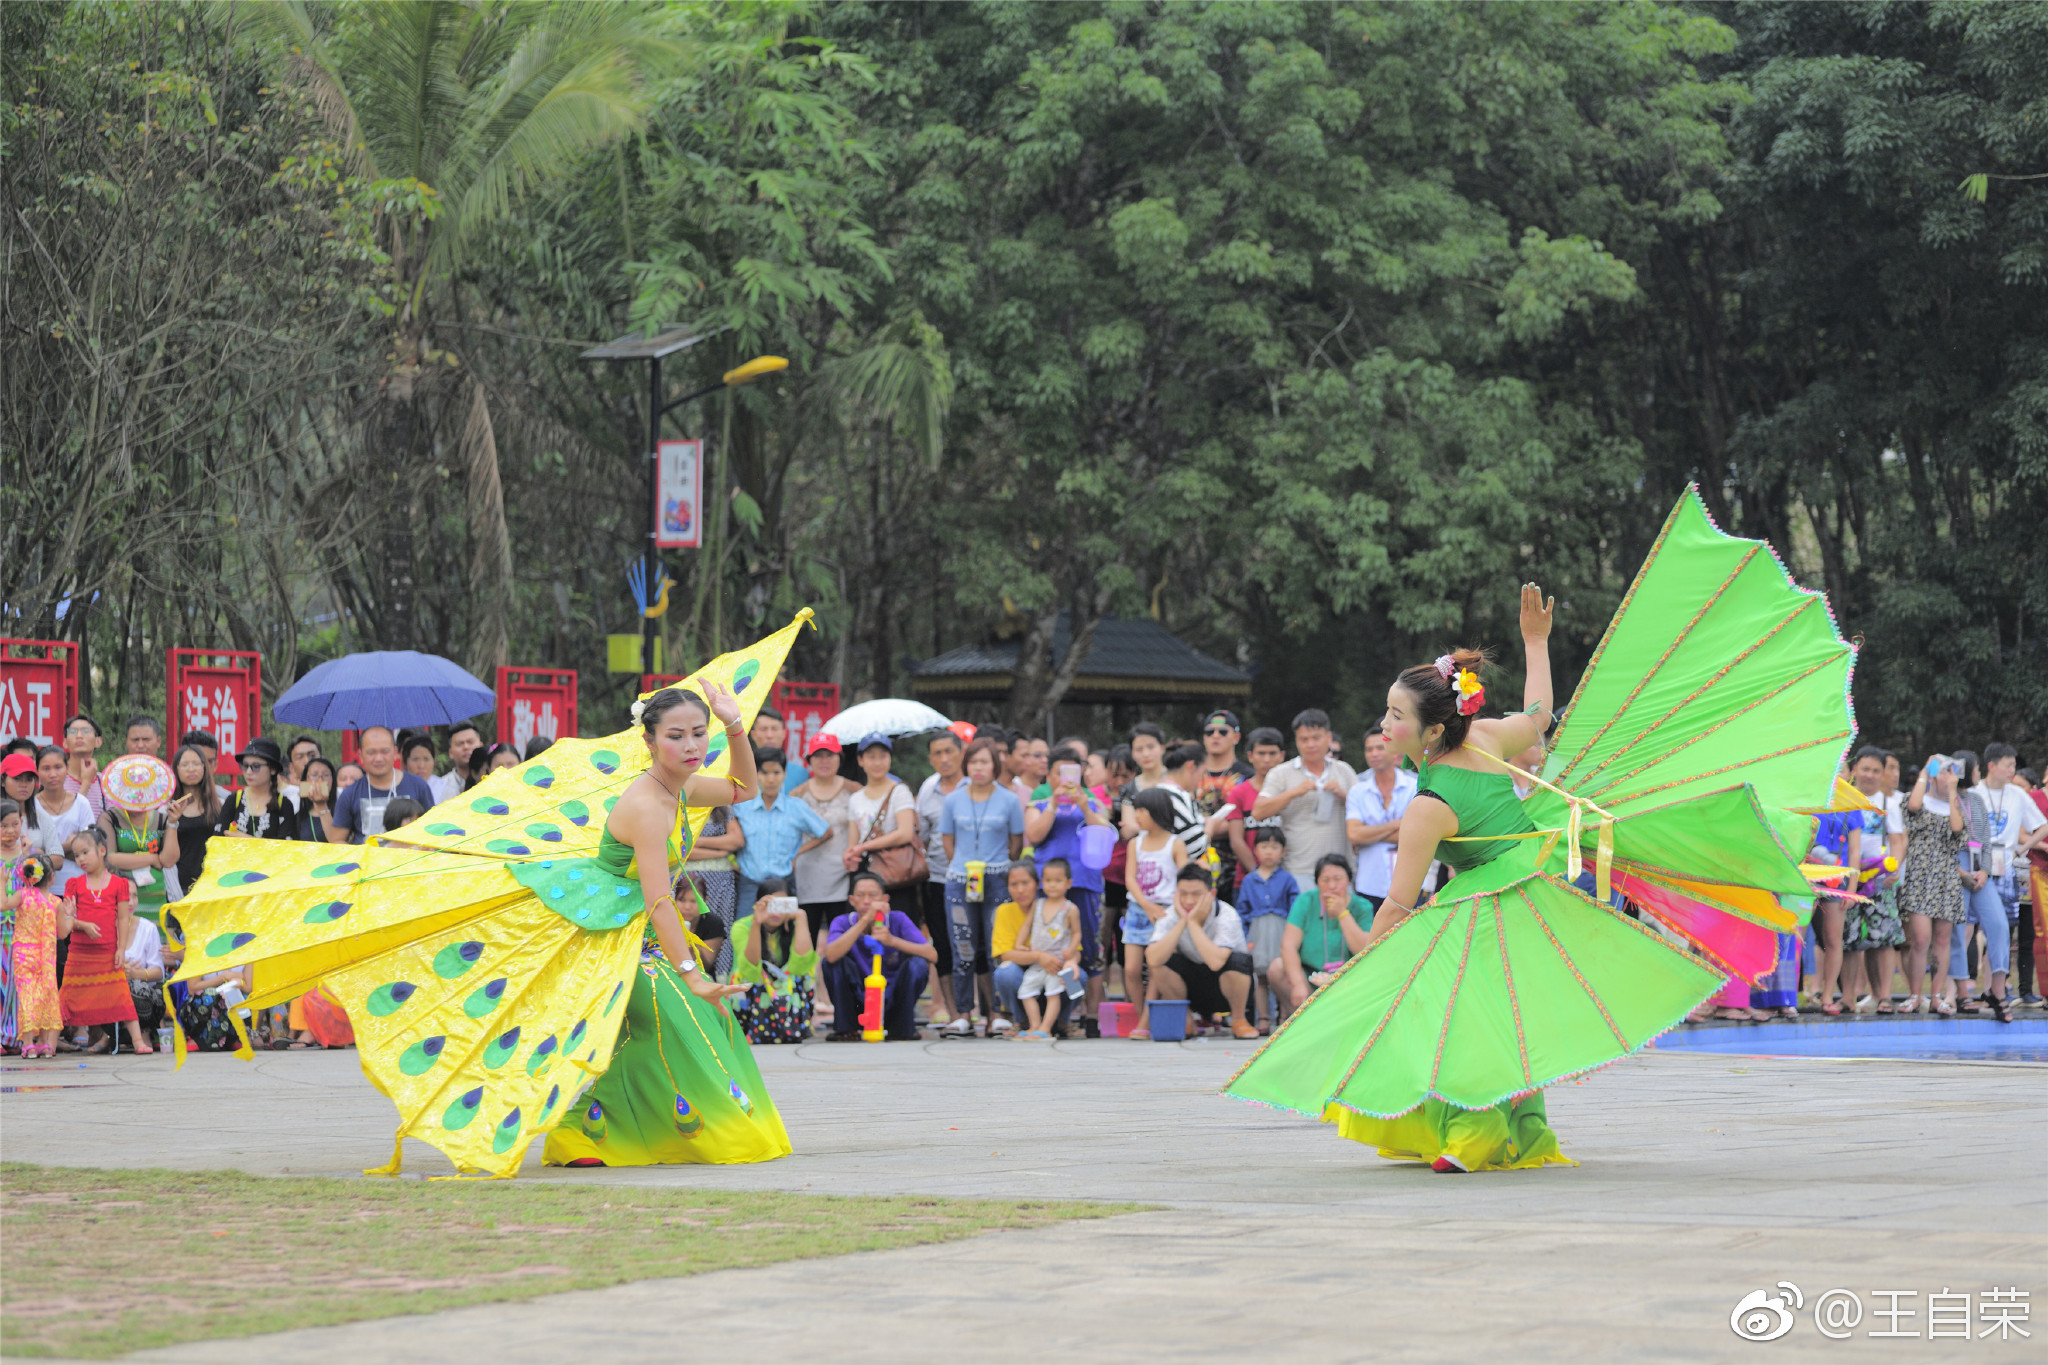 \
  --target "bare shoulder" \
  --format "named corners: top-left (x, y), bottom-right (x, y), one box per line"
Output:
top-left (1465, 718), bottom-right (1519, 749)
top-left (1401, 791), bottom-right (1460, 836)
top-left (605, 779), bottom-right (669, 843)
